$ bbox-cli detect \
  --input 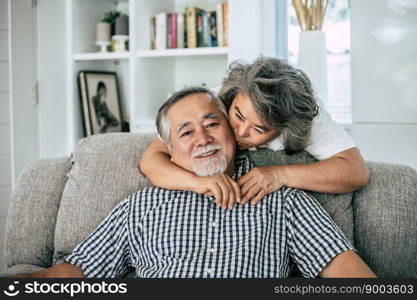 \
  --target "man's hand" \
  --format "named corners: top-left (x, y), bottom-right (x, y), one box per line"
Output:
top-left (191, 173), bottom-right (241, 209)
top-left (238, 166), bottom-right (287, 205)
top-left (9, 263), bottom-right (85, 278)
